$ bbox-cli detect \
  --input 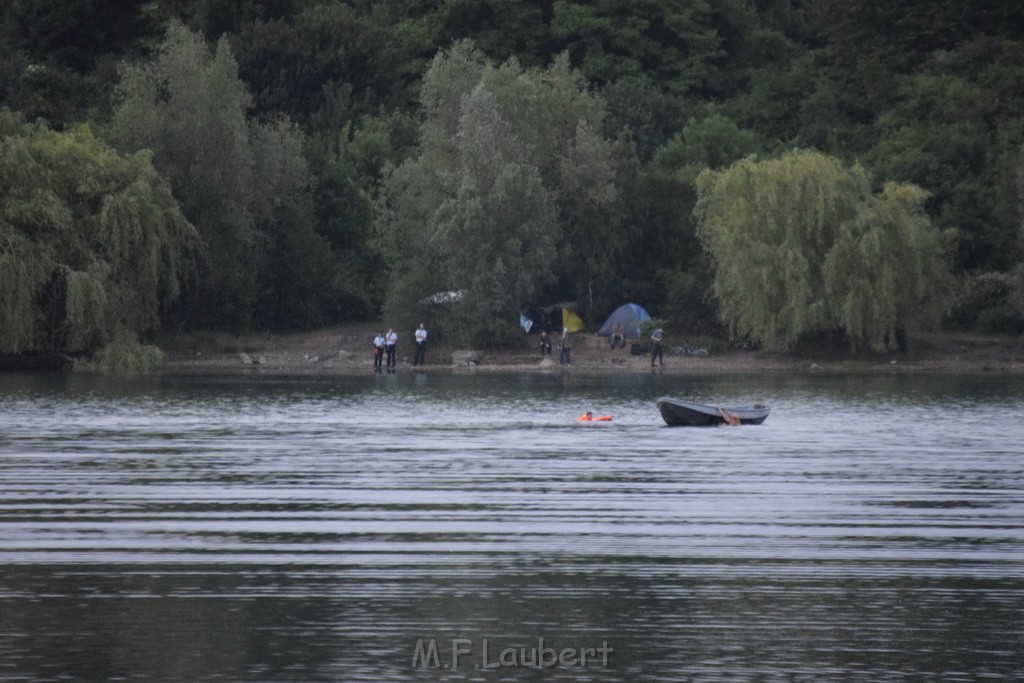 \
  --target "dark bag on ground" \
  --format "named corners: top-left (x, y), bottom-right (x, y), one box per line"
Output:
top-left (630, 342), bottom-right (644, 356)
